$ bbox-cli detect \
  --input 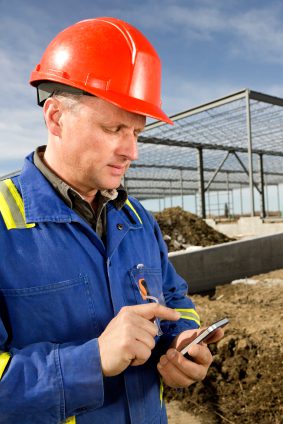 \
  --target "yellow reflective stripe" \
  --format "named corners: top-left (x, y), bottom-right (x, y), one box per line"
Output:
top-left (175, 308), bottom-right (201, 326)
top-left (65, 417), bottom-right (76, 424)
top-left (4, 179), bottom-right (35, 229)
top-left (0, 179), bottom-right (35, 229)
top-left (0, 352), bottom-right (11, 380)
top-left (0, 181), bottom-right (24, 228)
top-left (5, 179), bottom-right (26, 219)
top-left (0, 192), bottom-right (17, 230)
top-left (159, 377), bottom-right (164, 406)
top-left (125, 199), bottom-right (142, 224)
